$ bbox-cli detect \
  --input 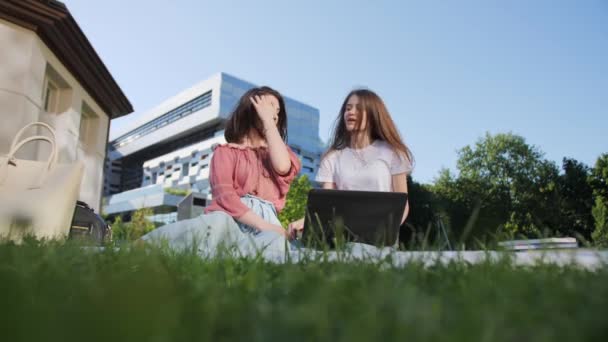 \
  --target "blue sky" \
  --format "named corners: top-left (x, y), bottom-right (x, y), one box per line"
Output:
top-left (65, 0), bottom-right (608, 183)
